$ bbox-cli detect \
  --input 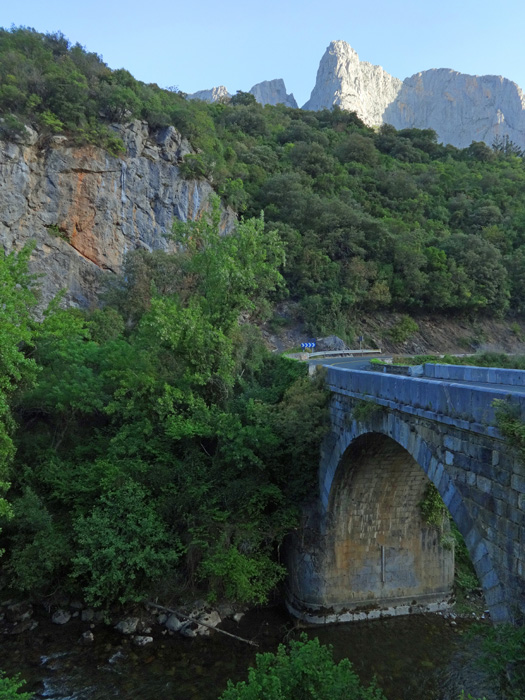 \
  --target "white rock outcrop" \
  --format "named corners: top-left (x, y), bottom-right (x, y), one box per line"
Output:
top-left (249, 79), bottom-right (298, 108)
top-left (187, 85), bottom-right (231, 102)
top-left (385, 69), bottom-right (525, 150)
top-left (303, 40), bottom-right (525, 150)
top-left (302, 40), bottom-right (403, 125)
